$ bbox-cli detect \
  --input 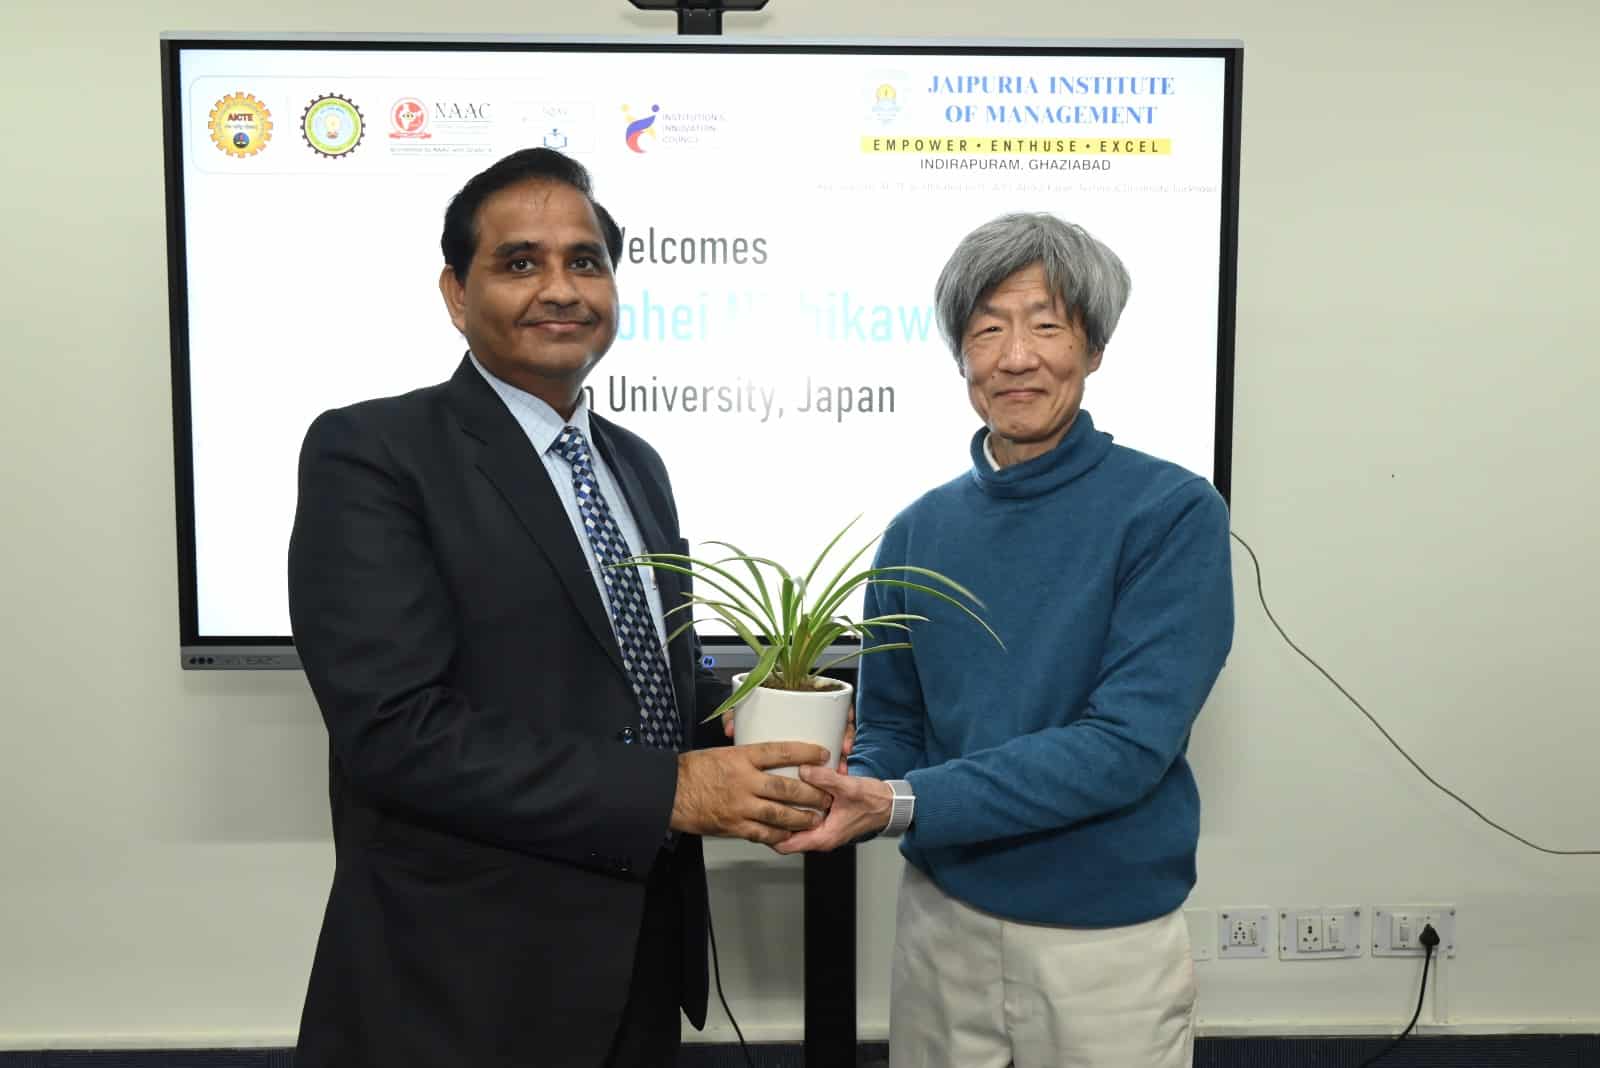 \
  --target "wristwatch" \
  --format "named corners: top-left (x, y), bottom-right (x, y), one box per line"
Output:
top-left (881, 779), bottom-right (916, 838)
